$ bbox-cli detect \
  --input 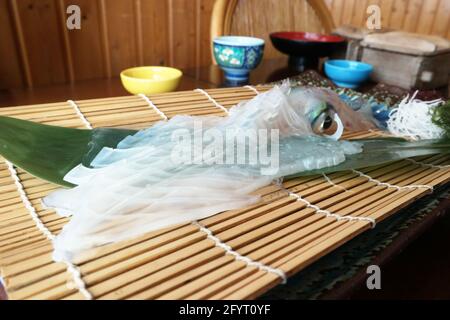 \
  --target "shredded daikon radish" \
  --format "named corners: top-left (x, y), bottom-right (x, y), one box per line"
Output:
top-left (387, 91), bottom-right (444, 140)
